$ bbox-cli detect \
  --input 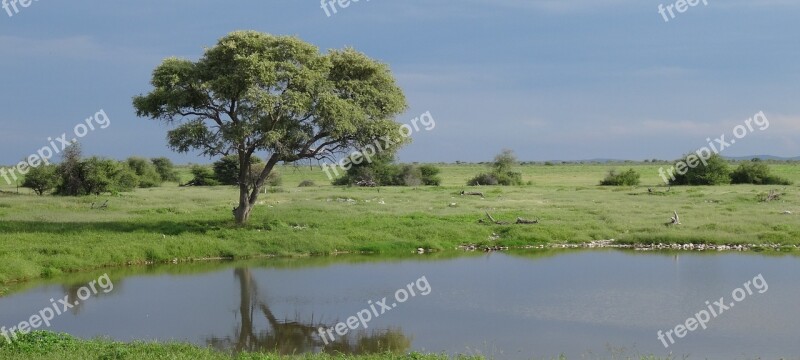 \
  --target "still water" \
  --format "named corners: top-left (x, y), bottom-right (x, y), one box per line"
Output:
top-left (1, 250), bottom-right (798, 359)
